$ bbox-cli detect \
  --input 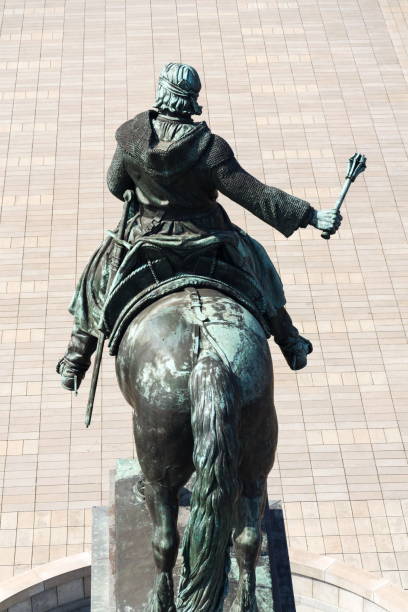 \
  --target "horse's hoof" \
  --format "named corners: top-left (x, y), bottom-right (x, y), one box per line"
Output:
top-left (147, 590), bottom-right (176, 612)
top-left (147, 573), bottom-right (175, 612)
top-left (147, 598), bottom-right (175, 612)
top-left (230, 574), bottom-right (258, 612)
top-left (133, 474), bottom-right (146, 502)
top-left (230, 601), bottom-right (258, 612)
top-left (147, 604), bottom-right (175, 612)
